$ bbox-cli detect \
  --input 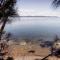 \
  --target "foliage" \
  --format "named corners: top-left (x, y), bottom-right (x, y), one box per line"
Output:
top-left (0, 0), bottom-right (17, 40)
top-left (0, 0), bottom-right (16, 22)
top-left (52, 0), bottom-right (60, 8)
